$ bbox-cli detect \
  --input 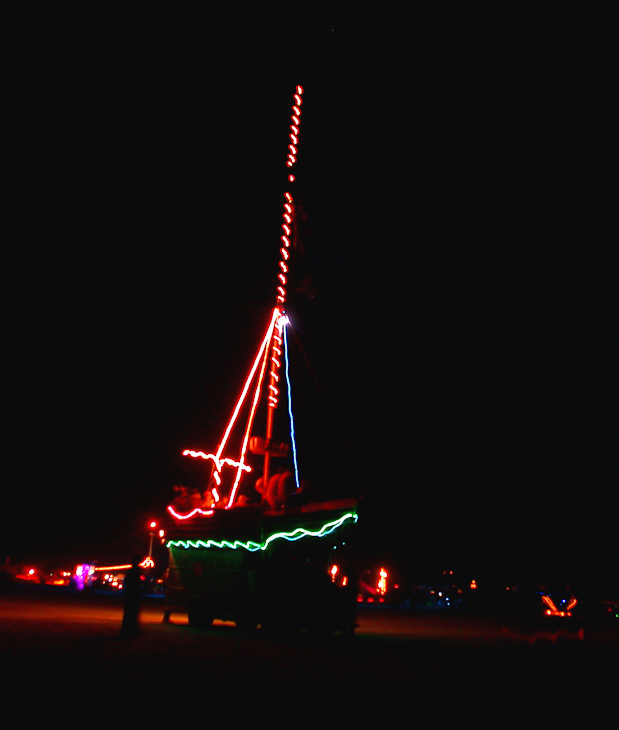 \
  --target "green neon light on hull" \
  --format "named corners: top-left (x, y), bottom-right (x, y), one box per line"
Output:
top-left (166, 512), bottom-right (358, 552)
